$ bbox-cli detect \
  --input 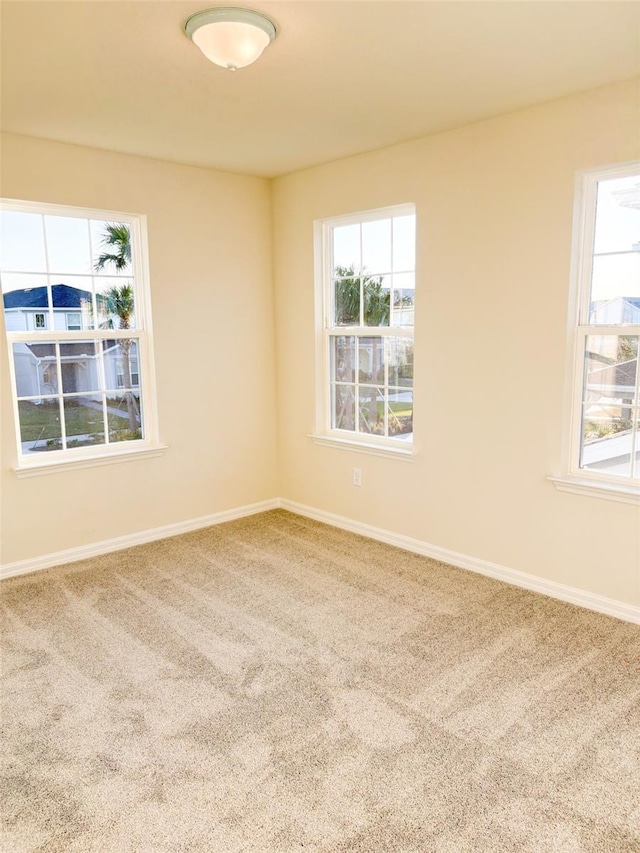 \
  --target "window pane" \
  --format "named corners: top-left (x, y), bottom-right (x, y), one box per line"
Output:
top-left (363, 275), bottom-right (390, 327)
top-left (1, 211), bottom-right (46, 273)
top-left (332, 384), bottom-right (356, 431)
top-left (50, 278), bottom-right (94, 331)
top-left (584, 335), bottom-right (638, 406)
top-left (12, 342), bottom-right (56, 397)
top-left (392, 215), bottom-right (416, 272)
top-left (96, 277), bottom-right (136, 330)
top-left (393, 272), bottom-right (415, 289)
top-left (17, 399), bottom-right (62, 454)
top-left (362, 218), bottom-right (391, 274)
top-left (331, 336), bottom-right (356, 383)
top-left (44, 216), bottom-right (91, 274)
top-left (581, 405), bottom-right (634, 478)
top-left (333, 223), bottom-right (360, 273)
top-left (334, 277), bottom-right (360, 326)
top-left (594, 176), bottom-right (640, 255)
top-left (63, 396), bottom-right (105, 448)
top-left (2, 274), bottom-right (49, 332)
top-left (358, 386), bottom-right (384, 435)
top-left (91, 221), bottom-right (133, 276)
top-left (392, 273), bottom-right (415, 327)
top-left (388, 338), bottom-right (414, 388)
top-left (388, 389), bottom-right (413, 438)
top-left (107, 392), bottom-right (143, 442)
top-left (103, 339), bottom-right (139, 391)
top-left (60, 342), bottom-right (101, 394)
top-left (393, 290), bottom-right (415, 327)
top-left (358, 337), bottom-right (384, 384)
top-left (590, 253), bottom-right (640, 315)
